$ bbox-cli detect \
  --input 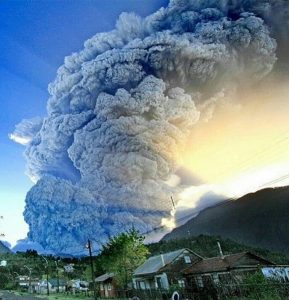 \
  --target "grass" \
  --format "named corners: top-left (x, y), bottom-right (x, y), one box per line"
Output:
top-left (5, 291), bottom-right (94, 300)
top-left (45, 296), bottom-right (90, 300)
top-left (44, 296), bottom-right (126, 300)
top-left (2, 290), bottom-right (127, 300)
